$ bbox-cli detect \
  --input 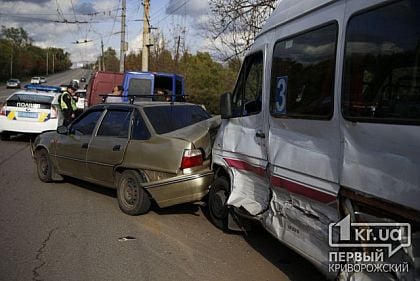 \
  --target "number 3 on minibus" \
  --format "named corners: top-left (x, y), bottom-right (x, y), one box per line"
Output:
top-left (275, 76), bottom-right (287, 114)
